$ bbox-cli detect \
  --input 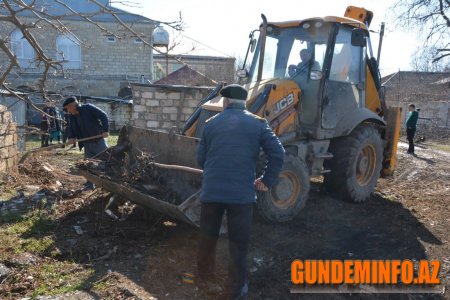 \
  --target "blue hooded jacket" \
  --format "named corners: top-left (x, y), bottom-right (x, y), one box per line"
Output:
top-left (196, 102), bottom-right (285, 204)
